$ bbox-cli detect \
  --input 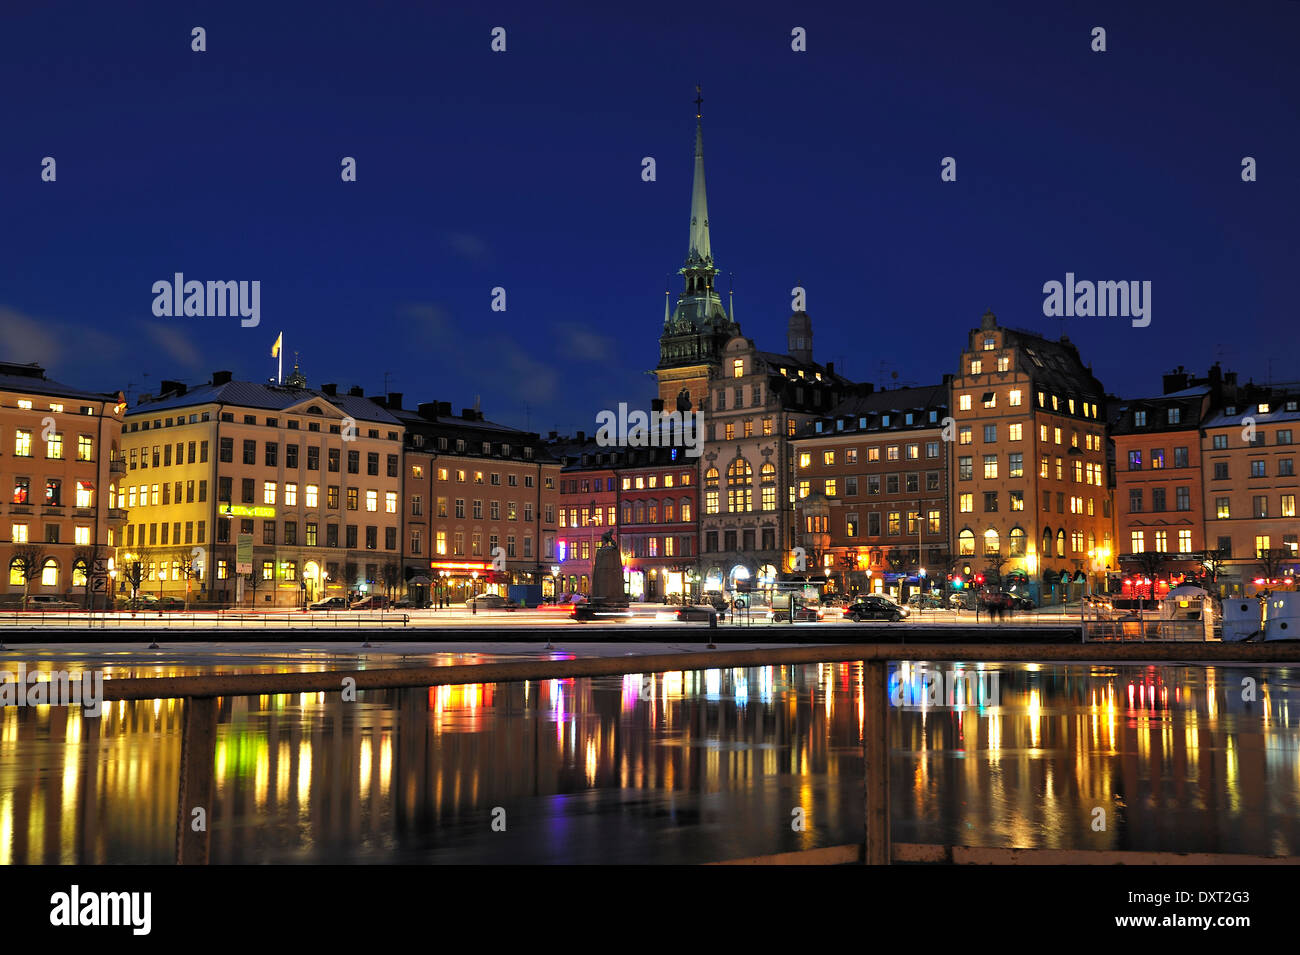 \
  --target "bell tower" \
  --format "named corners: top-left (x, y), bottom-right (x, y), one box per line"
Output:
top-left (655, 87), bottom-right (740, 410)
